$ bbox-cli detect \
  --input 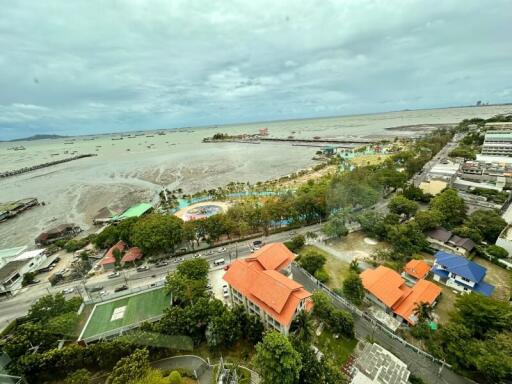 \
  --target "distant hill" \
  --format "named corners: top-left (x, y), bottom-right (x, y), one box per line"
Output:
top-left (7, 134), bottom-right (68, 142)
